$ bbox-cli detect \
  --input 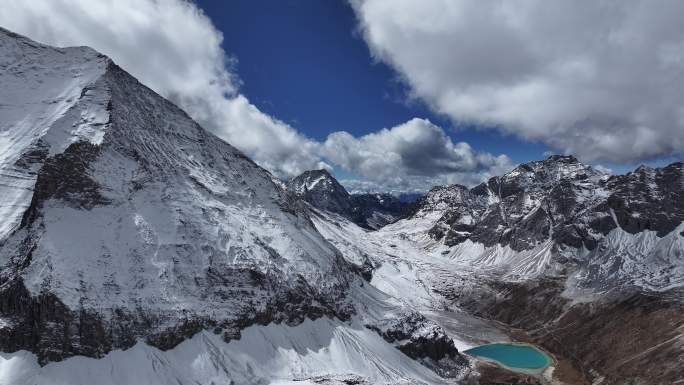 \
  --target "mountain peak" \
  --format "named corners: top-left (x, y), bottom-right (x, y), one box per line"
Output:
top-left (0, 28), bottom-right (355, 363)
top-left (287, 169), bottom-right (352, 215)
top-left (0, 29), bottom-right (111, 241)
top-left (499, 153), bottom-right (602, 191)
top-left (0, 26), bottom-right (104, 64)
top-left (288, 168), bottom-right (346, 195)
top-left (407, 153), bottom-right (683, 253)
top-left (301, 168), bottom-right (336, 181)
